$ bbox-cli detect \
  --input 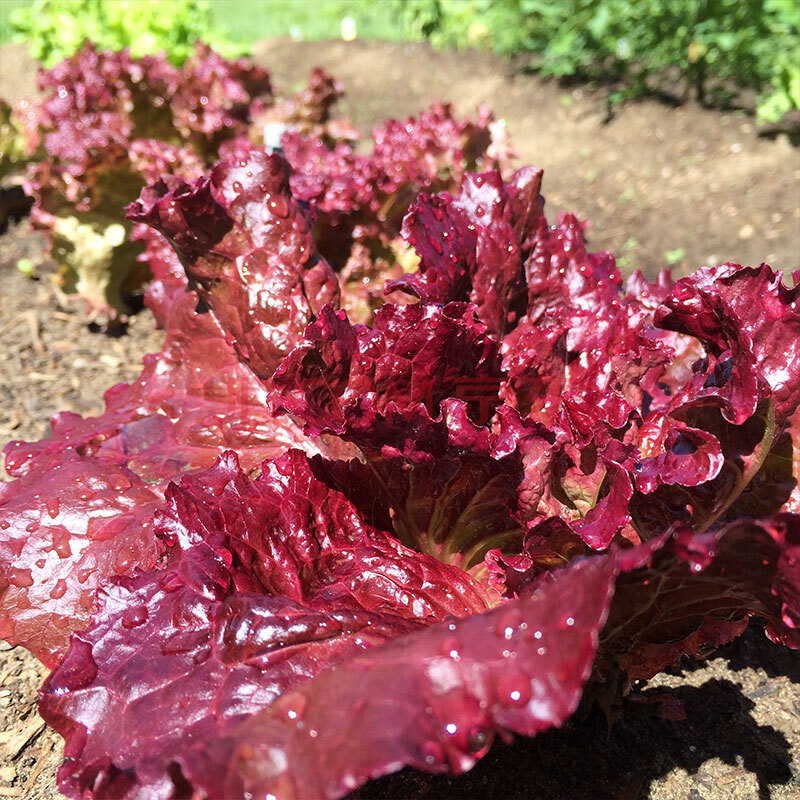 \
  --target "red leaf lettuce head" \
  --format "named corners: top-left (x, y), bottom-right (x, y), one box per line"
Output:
top-left (1, 149), bottom-right (343, 662)
top-left (38, 450), bottom-right (799, 799)
top-left (20, 40), bottom-right (275, 316)
top-left (273, 300), bottom-right (502, 461)
top-left (1, 153), bottom-right (799, 799)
